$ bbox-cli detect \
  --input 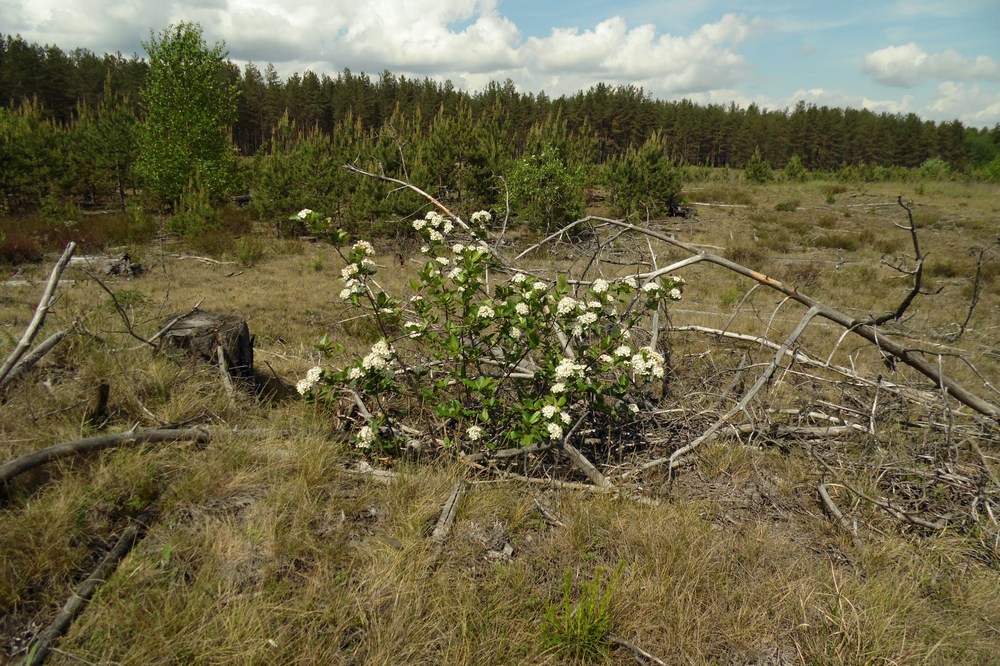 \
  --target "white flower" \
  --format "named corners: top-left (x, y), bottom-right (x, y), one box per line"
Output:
top-left (477, 305), bottom-right (495, 319)
top-left (587, 301), bottom-right (603, 310)
top-left (669, 288), bottom-right (682, 300)
top-left (339, 288), bottom-right (353, 300)
top-left (471, 210), bottom-right (492, 224)
top-left (642, 281), bottom-right (661, 293)
top-left (621, 277), bottom-right (638, 289)
top-left (341, 264), bottom-right (359, 279)
top-left (426, 211), bottom-right (442, 226)
top-left (353, 240), bottom-right (375, 256)
top-left (295, 379), bottom-right (311, 395)
top-left (560, 412), bottom-right (571, 425)
top-left (413, 219), bottom-right (427, 231)
top-left (428, 229), bottom-right (444, 242)
top-left (571, 324), bottom-right (583, 336)
top-left (467, 425), bottom-right (483, 441)
top-left (628, 403), bottom-right (639, 414)
top-left (357, 425), bottom-right (375, 448)
top-left (512, 273), bottom-right (527, 284)
top-left (420, 245), bottom-right (430, 254)
top-left (306, 366), bottom-right (322, 383)
top-left (442, 220), bottom-right (454, 234)
top-left (546, 423), bottom-right (563, 440)
top-left (532, 282), bottom-right (547, 292)
top-left (599, 354), bottom-right (614, 364)
top-left (591, 278), bottom-right (609, 294)
top-left (556, 297), bottom-right (579, 316)
top-left (436, 256), bottom-right (449, 266)
top-left (448, 267), bottom-right (463, 280)
top-left (297, 208), bottom-right (313, 219)
top-left (452, 243), bottom-right (465, 254)
top-left (541, 405), bottom-right (557, 419)
top-left (551, 382), bottom-right (566, 394)
top-left (554, 357), bottom-right (585, 381)
top-left (509, 327), bottom-right (522, 339)
top-left (614, 345), bottom-right (632, 357)
top-left (515, 302), bottom-right (529, 315)
top-left (348, 367), bottom-right (363, 380)
top-left (577, 312), bottom-right (597, 326)
top-left (360, 258), bottom-right (375, 272)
